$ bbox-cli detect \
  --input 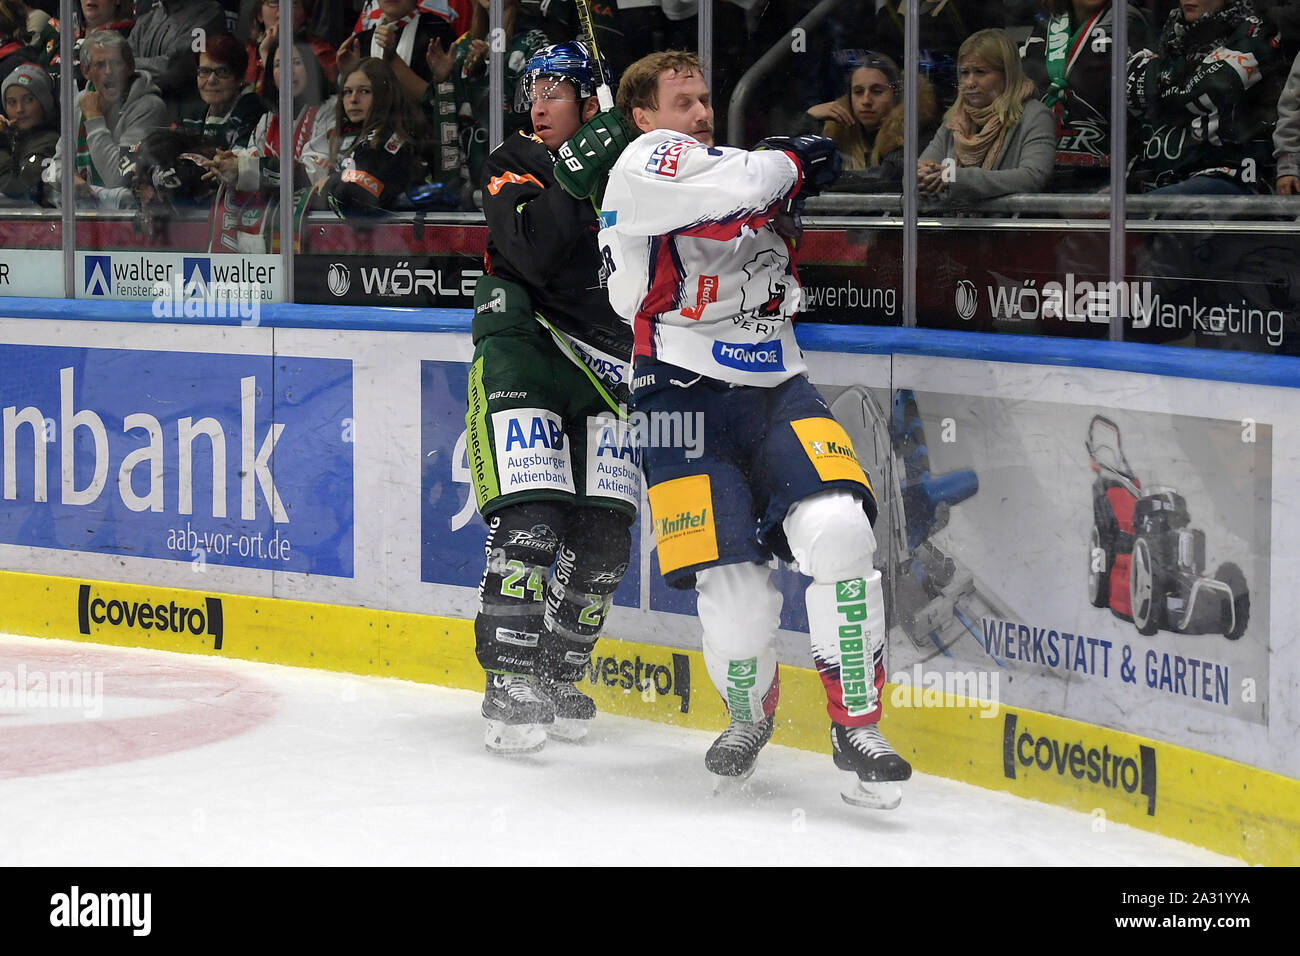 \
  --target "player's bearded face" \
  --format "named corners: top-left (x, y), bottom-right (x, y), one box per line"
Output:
top-left (636, 69), bottom-right (714, 146)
